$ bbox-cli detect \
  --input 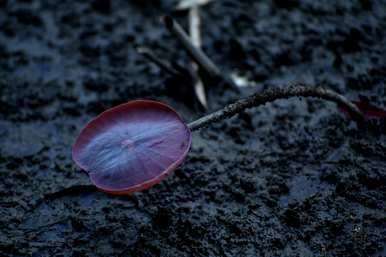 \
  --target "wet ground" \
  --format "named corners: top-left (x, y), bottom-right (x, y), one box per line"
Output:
top-left (0, 0), bottom-right (385, 256)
